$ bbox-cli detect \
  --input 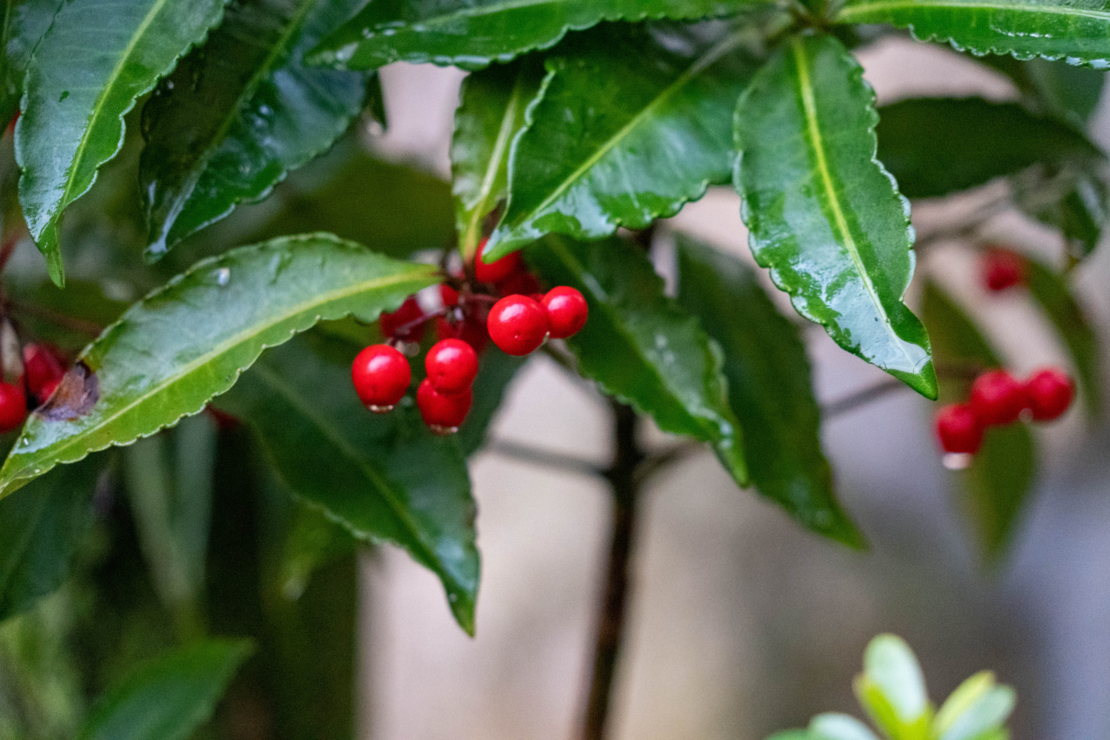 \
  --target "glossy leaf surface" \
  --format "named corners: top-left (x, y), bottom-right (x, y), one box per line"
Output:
top-left (217, 335), bottom-right (480, 632)
top-left (16, 0), bottom-right (229, 284)
top-left (0, 455), bottom-right (103, 621)
top-left (734, 33), bottom-right (936, 398)
top-left (78, 639), bottom-right (252, 740)
top-left (452, 57), bottom-right (548, 258)
top-left (923, 282), bottom-right (1036, 558)
top-left (676, 237), bottom-right (861, 546)
top-left (308, 0), bottom-right (771, 70)
top-left (876, 97), bottom-right (1101, 199)
top-left (0, 234), bottom-right (438, 501)
top-left (1024, 257), bottom-right (1101, 415)
top-left (141, 0), bottom-right (373, 257)
top-left (485, 22), bottom-right (763, 259)
top-left (527, 235), bottom-right (747, 485)
top-left (0, 0), bottom-right (61, 130)
top-left (834, 0), bottom-right (1110, 67)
